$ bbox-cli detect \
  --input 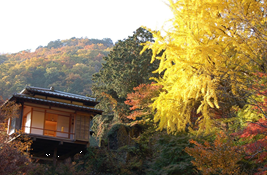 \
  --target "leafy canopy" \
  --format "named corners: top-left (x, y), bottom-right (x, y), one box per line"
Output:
top-left (142, 0), bottom-right (267, 134)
